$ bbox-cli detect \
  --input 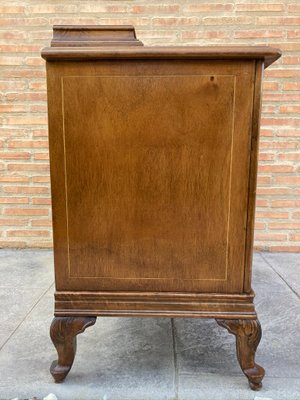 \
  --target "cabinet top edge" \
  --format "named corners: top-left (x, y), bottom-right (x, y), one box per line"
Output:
top-left (41, 45), bottom-right (281, 68)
